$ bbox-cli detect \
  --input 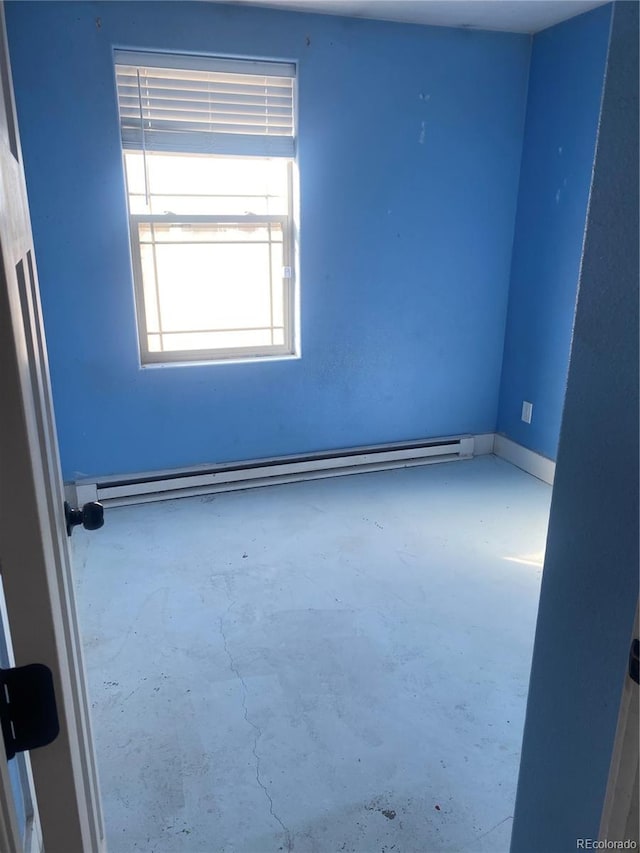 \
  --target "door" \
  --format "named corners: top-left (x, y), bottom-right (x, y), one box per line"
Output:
top-left (0, 3), bottom-right (105, 851)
